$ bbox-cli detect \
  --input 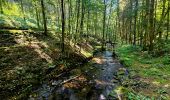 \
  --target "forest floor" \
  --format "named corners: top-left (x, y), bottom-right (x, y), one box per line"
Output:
top-left (1, 30), bottom-right (170, 99)
top-left (116, 45), bottom-right (170, 99)
top-left (0, 30), bottom-right (95, 99)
